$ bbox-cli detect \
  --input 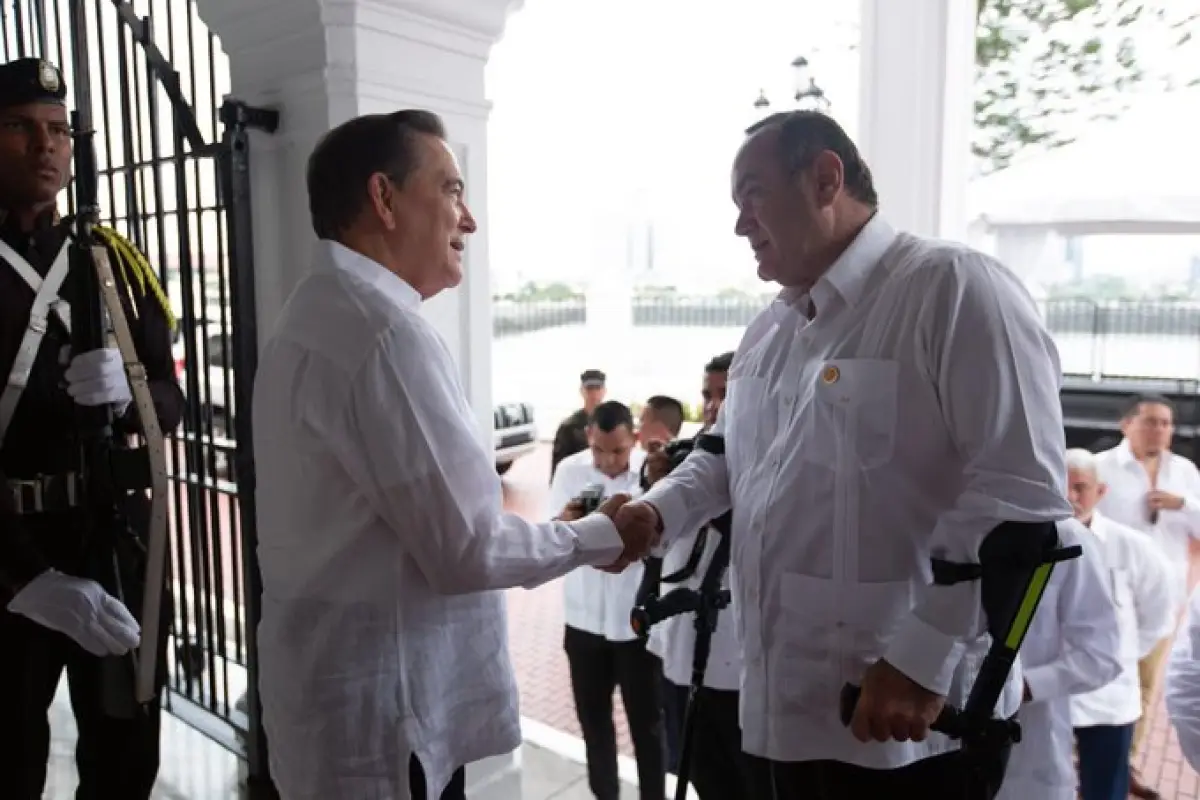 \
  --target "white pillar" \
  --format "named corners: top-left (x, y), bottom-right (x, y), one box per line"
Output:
top-left (857, 0), bottom-right (976, 242)
top-left (195, 0), bottom-right (523, 795)
top-left (196, 0), bottom-right (520, 446)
